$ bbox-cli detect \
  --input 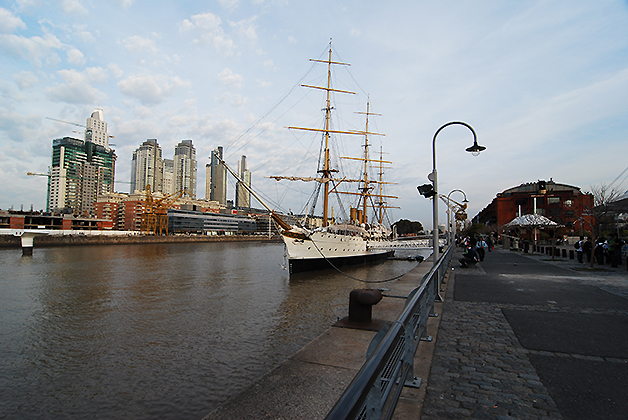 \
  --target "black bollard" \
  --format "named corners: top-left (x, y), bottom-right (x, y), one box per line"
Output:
top-left (349, 289), bottom-right (383, 323)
